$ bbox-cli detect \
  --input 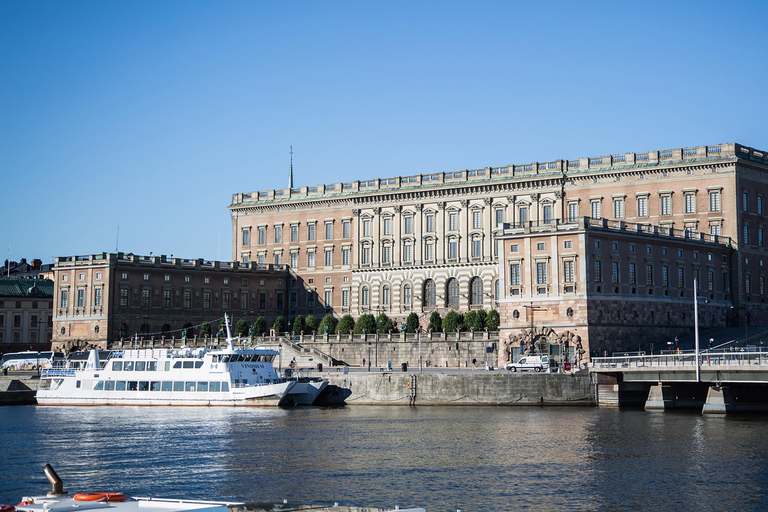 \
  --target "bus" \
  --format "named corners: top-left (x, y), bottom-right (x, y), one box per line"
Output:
top-left (1, 351), bottom-right (65, 370)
